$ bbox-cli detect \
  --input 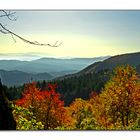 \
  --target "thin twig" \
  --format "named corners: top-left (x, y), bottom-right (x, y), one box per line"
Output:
top-left (11, 33), bottom-right (16, 43)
